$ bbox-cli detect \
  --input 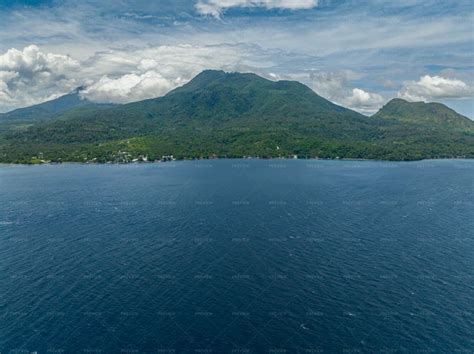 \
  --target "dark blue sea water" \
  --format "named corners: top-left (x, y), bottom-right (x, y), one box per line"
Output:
top-left (0, 159), bottom-right (473, 353)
